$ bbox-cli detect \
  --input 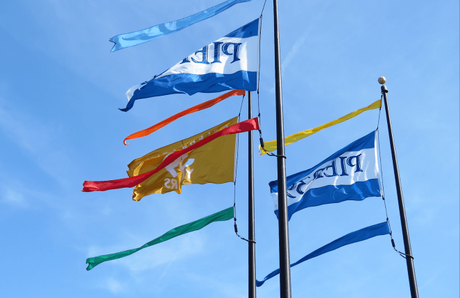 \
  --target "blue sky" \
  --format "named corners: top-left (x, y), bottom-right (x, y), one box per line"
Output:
top-left (0, 0), bottom-right (458, 297)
